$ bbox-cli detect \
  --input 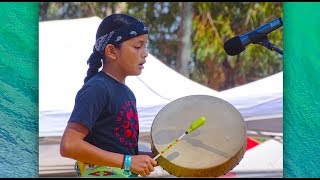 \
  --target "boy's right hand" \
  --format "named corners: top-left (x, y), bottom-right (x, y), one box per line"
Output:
top-left (130, 155), bottom-right (158, 177)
